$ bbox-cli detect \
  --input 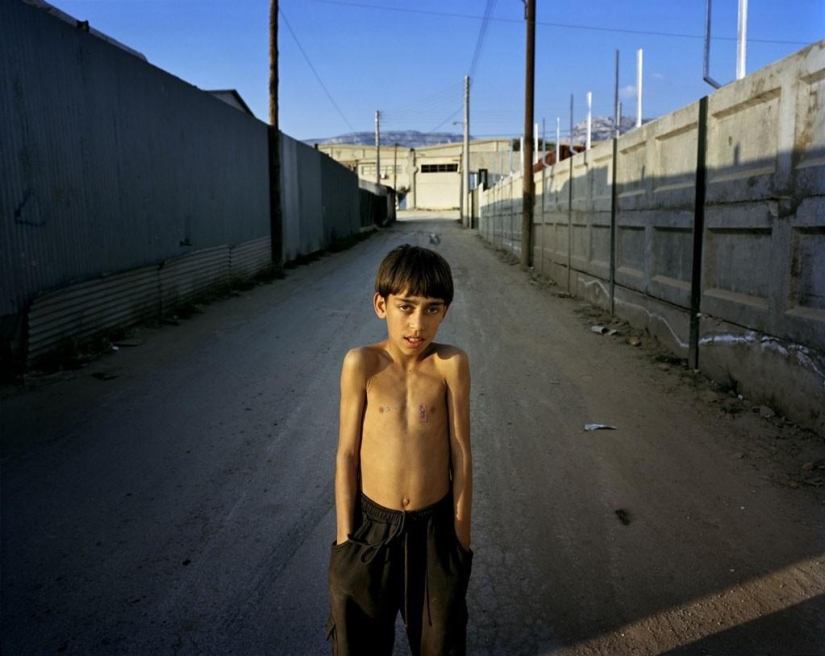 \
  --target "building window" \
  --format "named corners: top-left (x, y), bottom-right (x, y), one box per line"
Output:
top-left (421, 163), bottom-right (458, 173)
